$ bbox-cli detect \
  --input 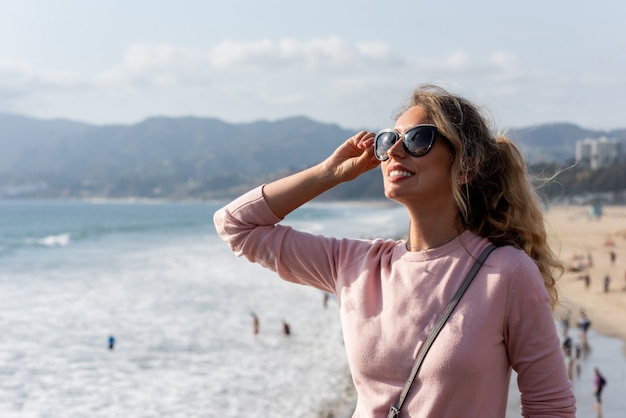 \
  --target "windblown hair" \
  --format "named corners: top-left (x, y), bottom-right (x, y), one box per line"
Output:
top-left (402, 84), bottom-right (563, 308)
